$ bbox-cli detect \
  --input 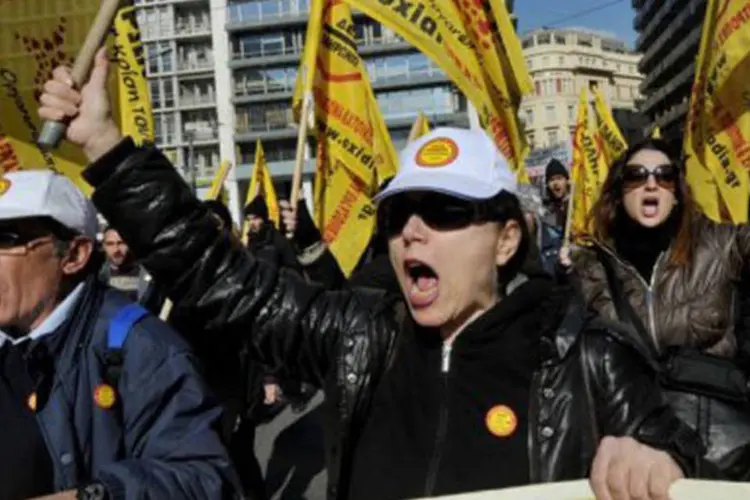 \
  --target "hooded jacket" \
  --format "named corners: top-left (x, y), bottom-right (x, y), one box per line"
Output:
top-left (84, 139), bottom-right (706, 499)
